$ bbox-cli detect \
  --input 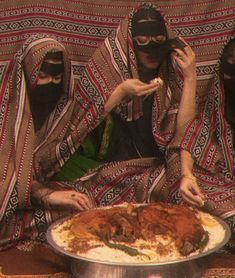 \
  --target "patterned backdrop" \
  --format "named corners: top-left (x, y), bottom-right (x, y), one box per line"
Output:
top-left (0, 0), bottom-right (235, 88)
